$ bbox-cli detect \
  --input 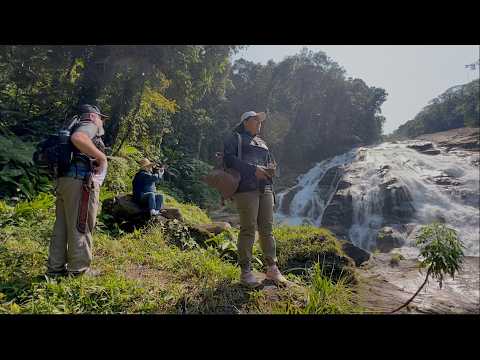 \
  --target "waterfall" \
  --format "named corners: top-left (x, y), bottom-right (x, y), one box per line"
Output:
top-left (275, 141), bottom-right (480, 256)
top-left (275, 150), bottom-right (357, 226)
